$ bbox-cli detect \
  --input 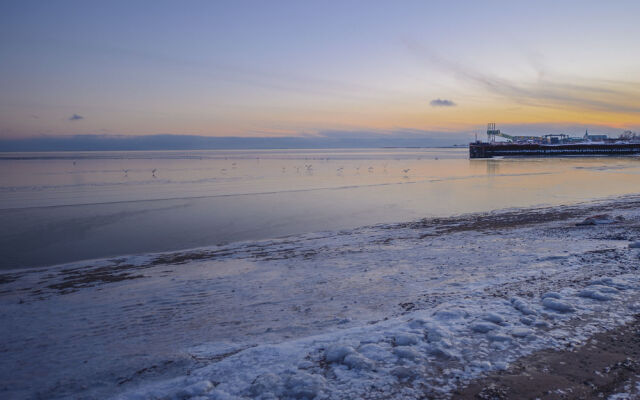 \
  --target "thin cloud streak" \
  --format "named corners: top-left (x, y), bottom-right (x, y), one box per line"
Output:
top-left (405, 40), bottom-right (640, 114)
